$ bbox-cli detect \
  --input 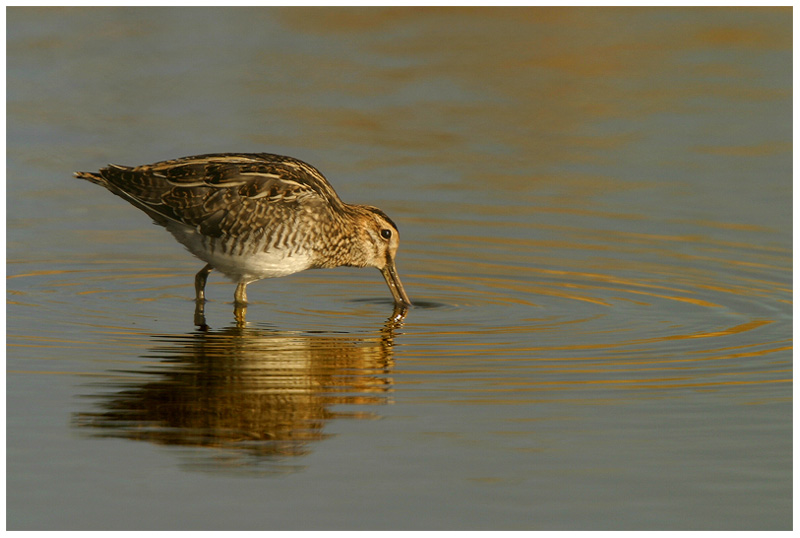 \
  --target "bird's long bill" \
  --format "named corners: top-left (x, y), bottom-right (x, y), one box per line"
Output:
top-left (380, 259), bottom-right (412, 307)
